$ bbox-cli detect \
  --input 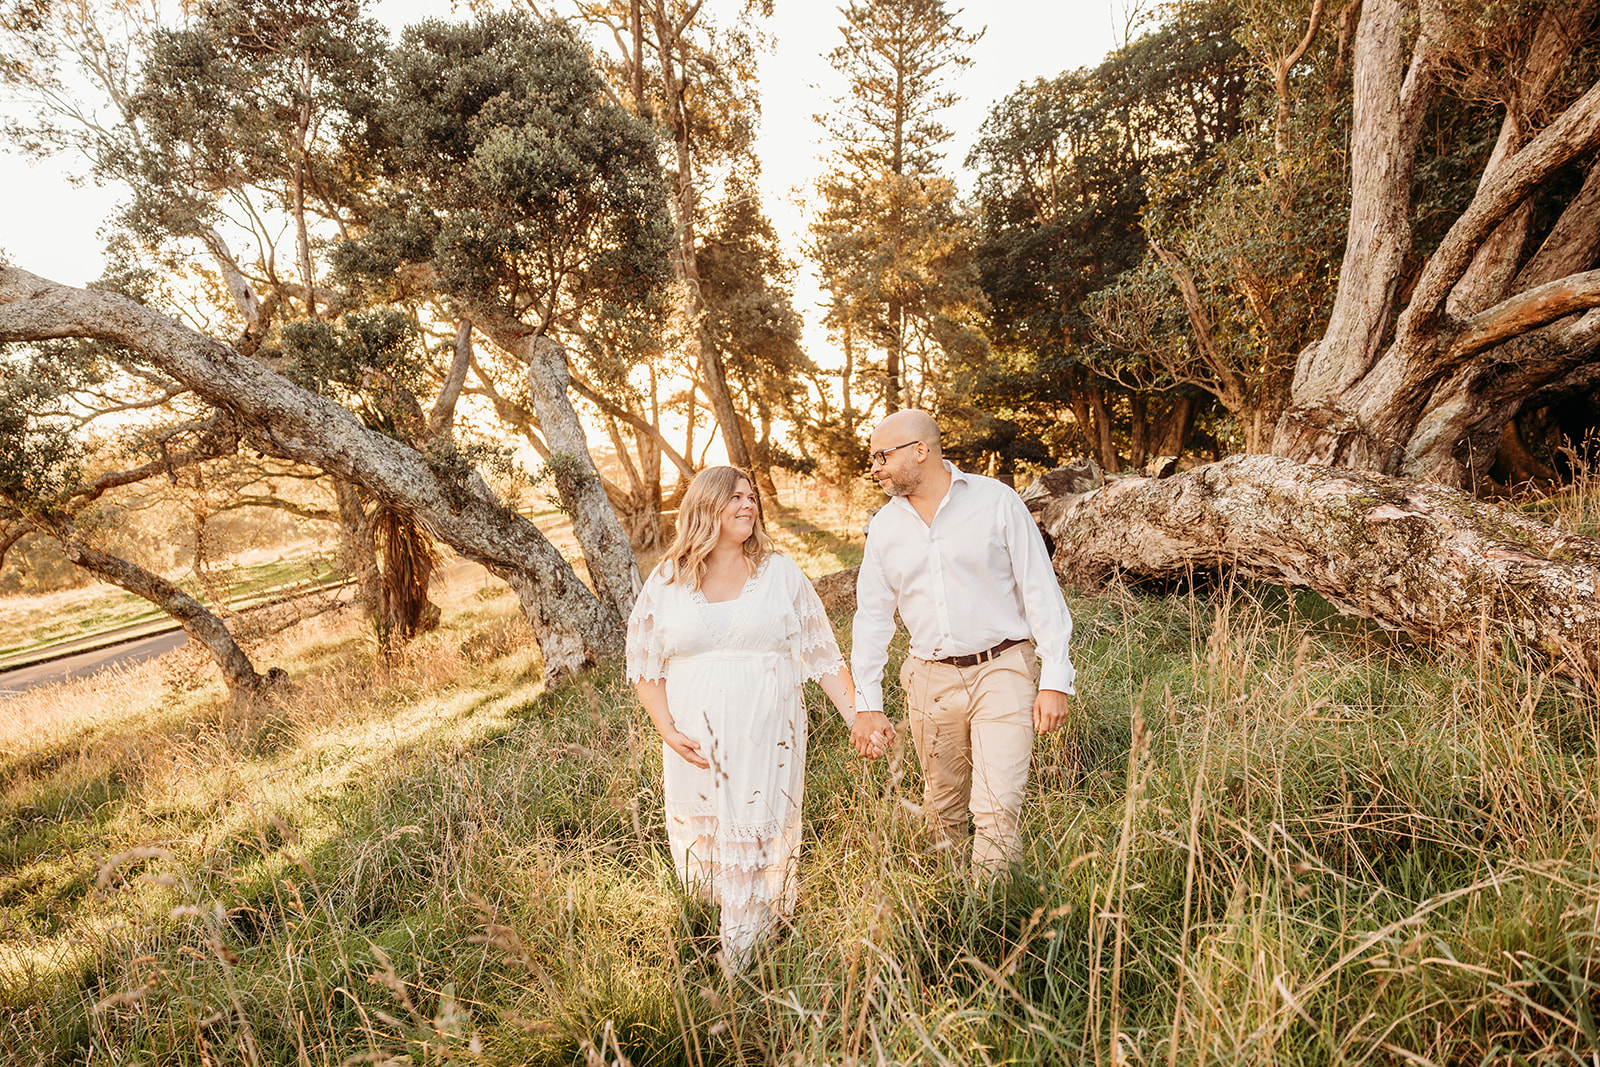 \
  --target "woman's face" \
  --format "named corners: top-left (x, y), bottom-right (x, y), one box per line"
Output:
top-left (717, 478), bottom-right (757, 546)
